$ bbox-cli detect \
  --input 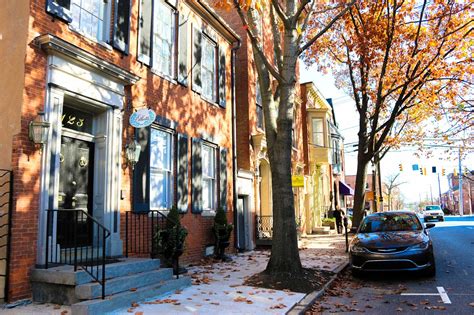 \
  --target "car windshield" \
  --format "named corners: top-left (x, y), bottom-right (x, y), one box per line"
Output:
top-left (359, 213), bottom-right (422, 233)
top-left (425, 205), bottom-right (441, 211)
